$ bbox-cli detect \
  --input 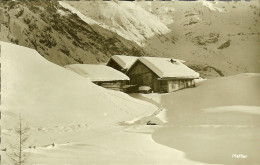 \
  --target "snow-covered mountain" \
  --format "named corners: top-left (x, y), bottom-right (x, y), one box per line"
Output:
top-left (1, 1), bottom-right (259, 78)
top-left (62, 1), bottom-right (170, 46)
top-left (0, 1), bottom-right (149, 66)
top-left (66, 0), bottom-right (260, 77)
top-left (55, 1), bottom-right (260, 77)
top-left (141, 0), bottom-right (260, 77)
